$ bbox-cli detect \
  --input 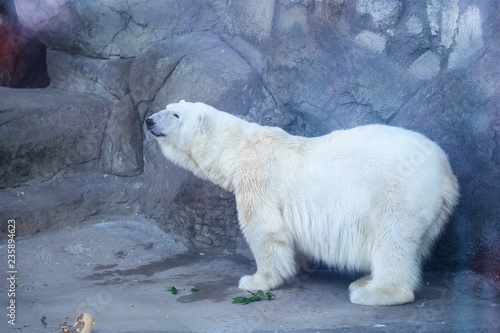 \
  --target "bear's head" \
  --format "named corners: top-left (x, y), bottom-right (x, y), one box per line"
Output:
top-left (146, 100), bottom-right (259, 190)
top-left (146, 100), bottom-right (209, 150)
top-left (145, 100), bottom-right (217, 177)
